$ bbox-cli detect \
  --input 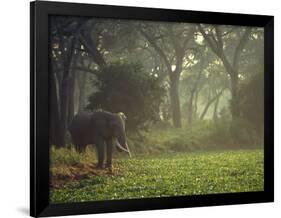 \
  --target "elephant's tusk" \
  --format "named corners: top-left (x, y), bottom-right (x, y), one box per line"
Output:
top-left (125, 143), bottom-right (132, 158)
top-left (116, 141), bottom-right (131, 157)
top-left (116, 141), bottom-right (129, 152)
